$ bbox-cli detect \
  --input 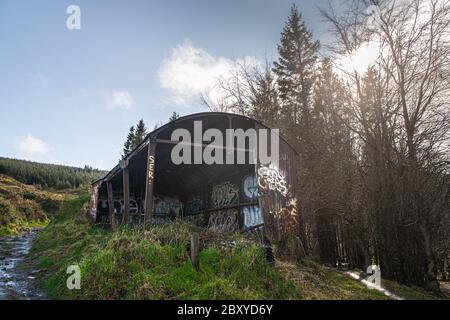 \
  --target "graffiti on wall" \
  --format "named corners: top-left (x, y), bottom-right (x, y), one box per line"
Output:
top-left (208, 209), bottom-right (239, 233)
top-left (99, 198), bottom-right (139, 216)
top-left (89, 182), bottom-right (101, 220)
top-left (129, 199), bottom-right (138, 214)
top-left (153, 197), bottom-right (166, 214)
top-left (147, 155), bottom-right (155, 183)
top-left (186, 198), bottom-right (202, 215)
top-left (257, 165), bottom-right (288, 197)
top-left (242, 205), bottom-right (263, 228)
top-left (266, 198), bottom-right (299, 240)
top-left (153, 196), bottom-right (183, 216)
top-left (169, 198), bottom-right (183, 216)
top-left (211, 182), bottom-right (239, 208)
top-left (242, 175), bottom-right (259, 201)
